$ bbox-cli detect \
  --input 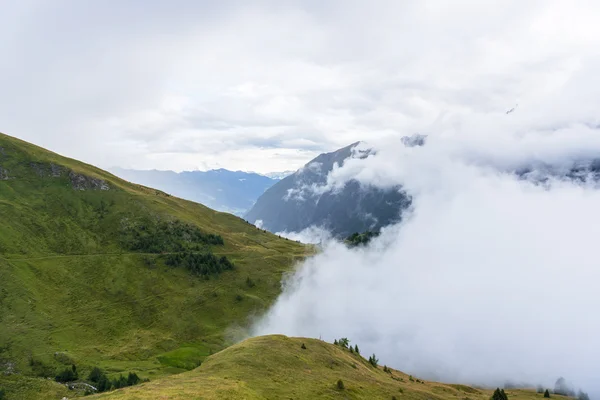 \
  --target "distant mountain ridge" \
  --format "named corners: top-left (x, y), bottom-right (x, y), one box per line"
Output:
top-left (110, 167), bottom-right (279, 216)
top-left (245, 142), bottom-right (411, 237)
